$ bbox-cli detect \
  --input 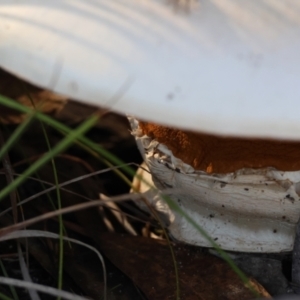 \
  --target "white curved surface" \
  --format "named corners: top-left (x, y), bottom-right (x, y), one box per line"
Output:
top-left (130, 118), bottom-right (300, 252)
top-left (1, 0), bottom-right (300, 139)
